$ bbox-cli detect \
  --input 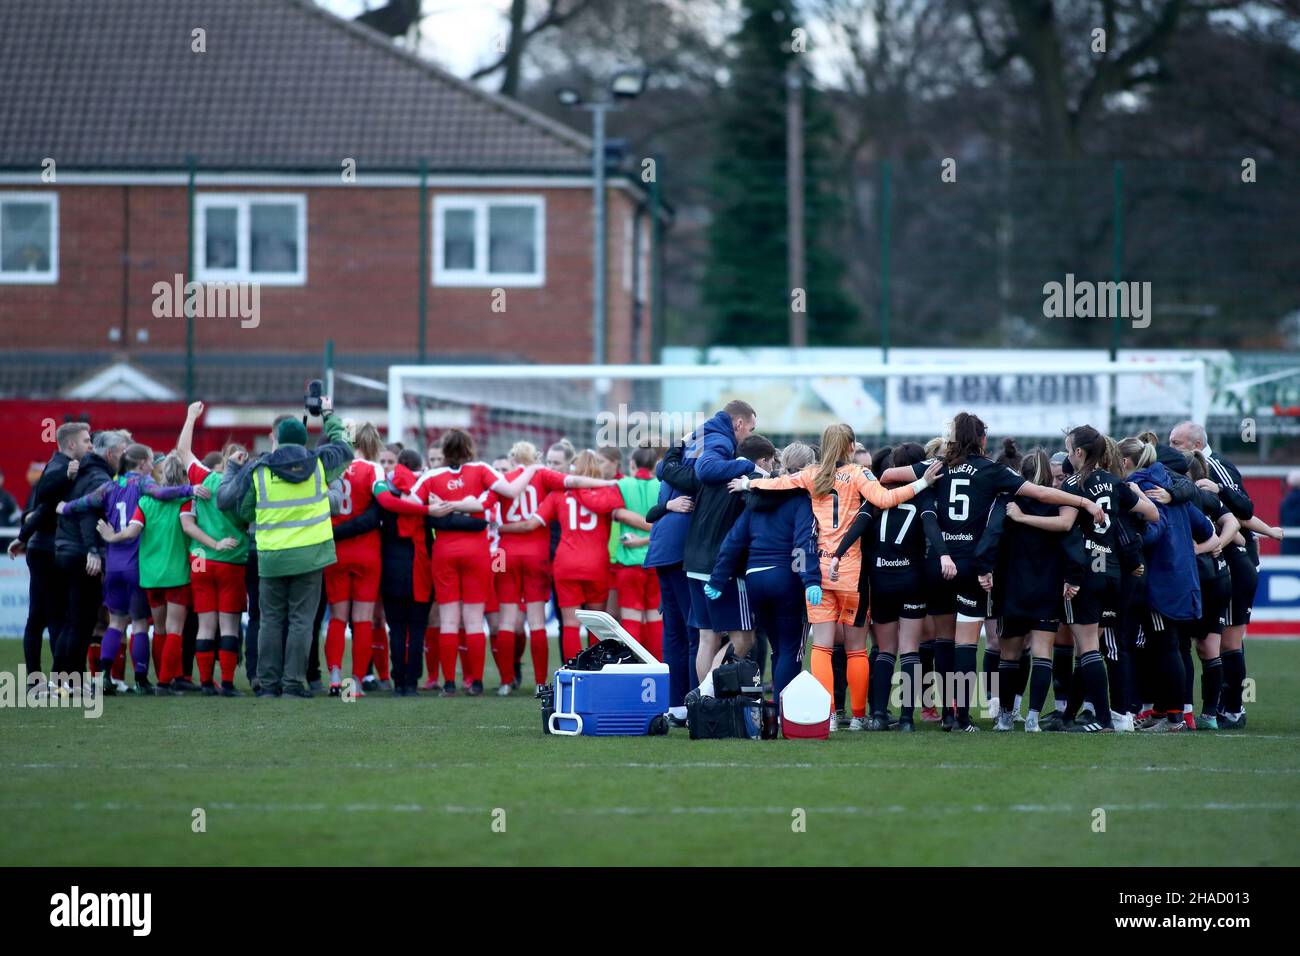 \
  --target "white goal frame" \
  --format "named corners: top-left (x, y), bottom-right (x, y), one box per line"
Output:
top-left (386, 359), bottom-right (1208, 445)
